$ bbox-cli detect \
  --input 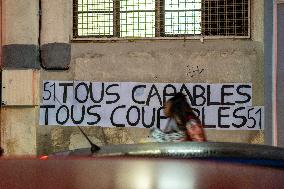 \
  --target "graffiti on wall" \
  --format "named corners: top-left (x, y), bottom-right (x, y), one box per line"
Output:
top-left (186, 65), bottom-right (205, 78)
